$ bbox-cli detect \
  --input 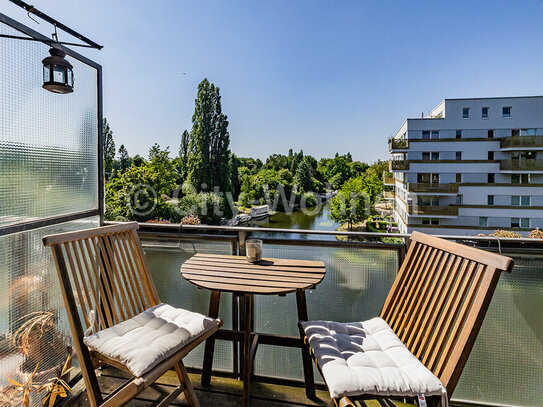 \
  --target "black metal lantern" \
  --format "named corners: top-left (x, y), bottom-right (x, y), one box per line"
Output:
top-left (42, 47), bottom-right (73, 94)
